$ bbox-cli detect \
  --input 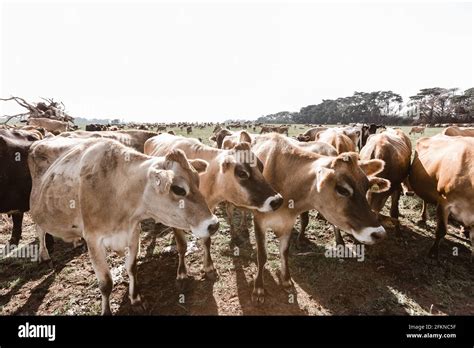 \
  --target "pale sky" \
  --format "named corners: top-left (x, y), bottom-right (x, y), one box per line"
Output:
top-left (1, 0), bottom-right (472, 122)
